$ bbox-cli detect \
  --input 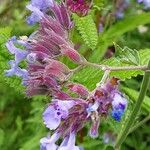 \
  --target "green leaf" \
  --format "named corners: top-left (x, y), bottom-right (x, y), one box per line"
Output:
top-left (115, 44), bottom-right (140, 65)
top-left (73, 14), bottom-right (98, 50)
top-left (0, 27), bottom-right (12, 43)
top-left (71, 49), bottom-right (150, 90)
top-left (91, 12), bottom-right (150, 62)
top-left (122, 87), bottom-right (150, 112)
